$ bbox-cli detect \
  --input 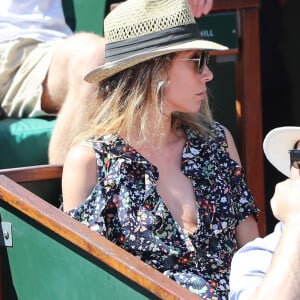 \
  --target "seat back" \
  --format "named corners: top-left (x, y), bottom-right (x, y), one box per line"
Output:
top-left (62, 0), bottom-right (108, 35)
